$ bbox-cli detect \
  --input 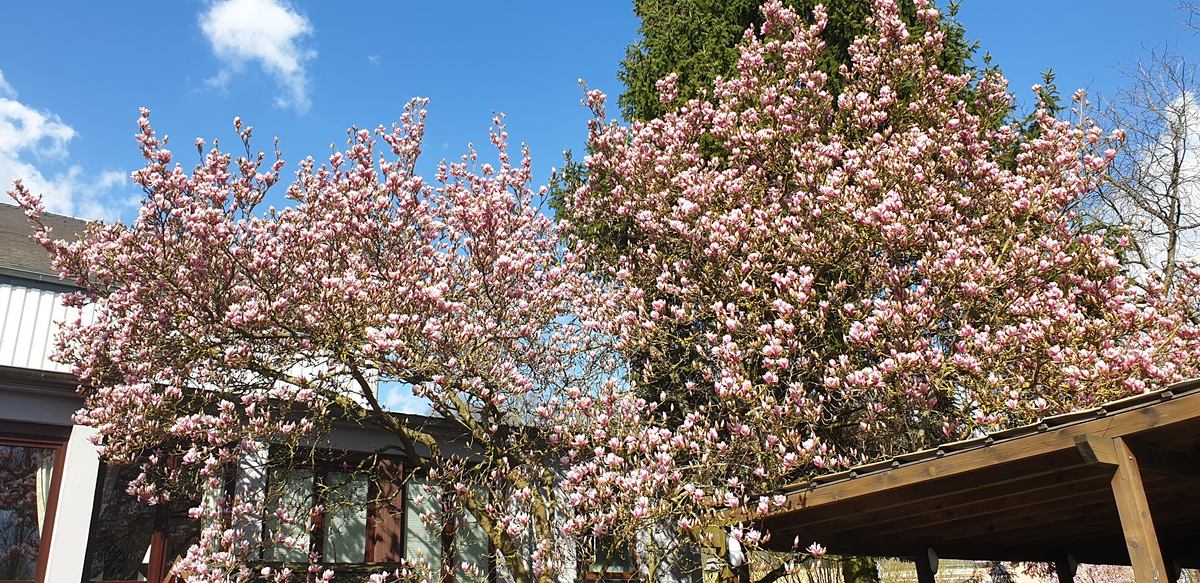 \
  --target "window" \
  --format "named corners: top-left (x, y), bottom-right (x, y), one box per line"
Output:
top-left (262, 454), bottom-right (407, 564)
top-left (403, 477), bottom-right (440, 571)
top-left (0, 438), bottom-right (63, 583)
top-left (82, 449), bottom-right (495, 578)
top-left (85, 463), bottom-right (211, 582)
top-left (0, 424), bottom-right (68, 583)
top-left (450, 510), bottom-right (490, 583)
top-left (264, 467), bottom-right (370, 562)
top-left (587, 536), bottom-right (635, 581)
top-left (402, 477), bottom-right (492, 583)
